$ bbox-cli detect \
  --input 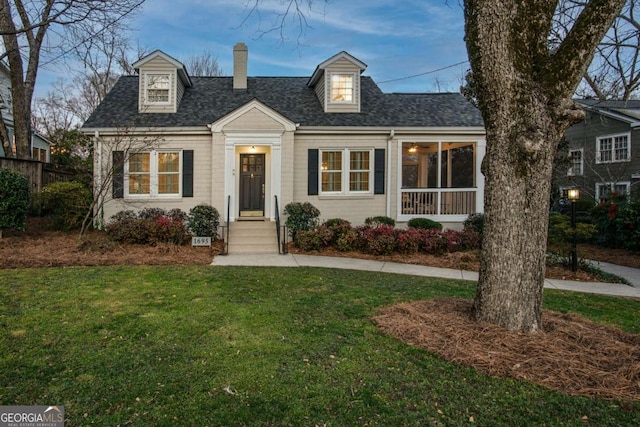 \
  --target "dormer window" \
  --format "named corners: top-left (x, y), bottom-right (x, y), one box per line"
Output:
top-left (145, 73), bottom-right (171, 104)
top-left (330, 73), bottom-right (355, 103)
